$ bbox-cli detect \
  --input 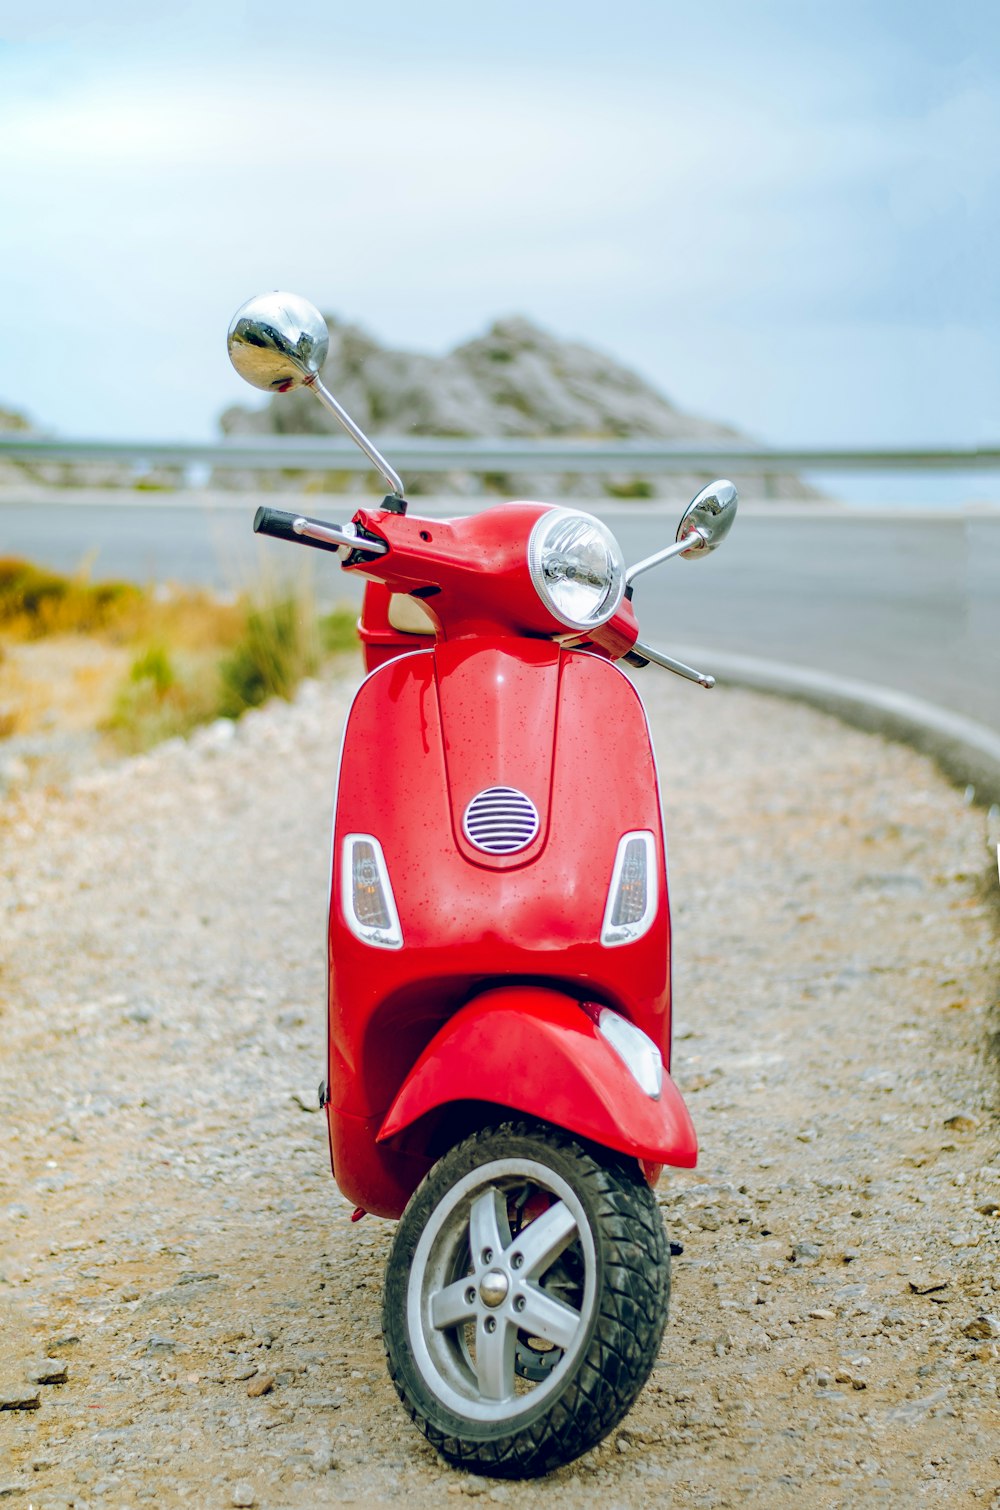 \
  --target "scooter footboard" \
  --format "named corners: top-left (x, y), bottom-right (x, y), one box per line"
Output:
top-left (377, 985), bottom-right (697, 1169)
